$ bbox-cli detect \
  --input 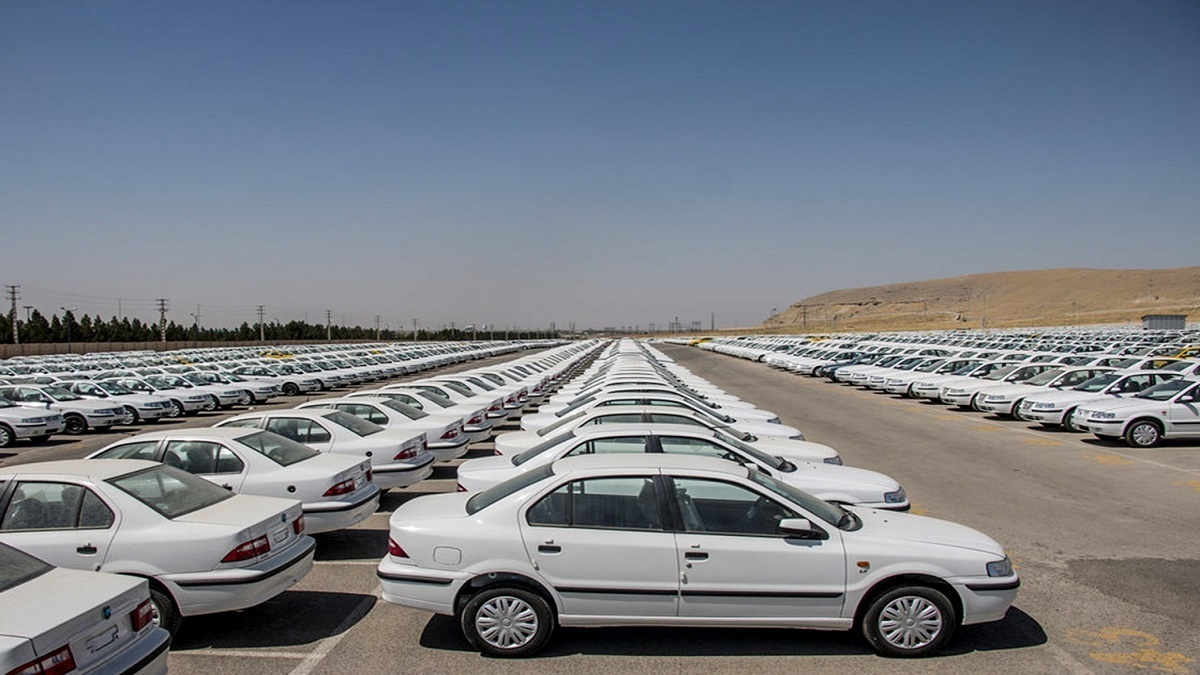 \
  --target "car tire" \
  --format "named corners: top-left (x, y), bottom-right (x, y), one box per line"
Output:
top-left (166, 400), bottom-right (184, 418)
top-left (1062, 407), bottom-right (1080, 431)
top-left (861, 585), bottom-right (956, 658)
top-left (121, 406), bottom-right (139, 425)
top-left (0, 424), bottom-right (13, 448)
top-left (237, 390), bottom-right (253, 406)
top-left (1008, 399), bottom-right (1024, 418)
top-left (63, 414), bottom-right (88, 435)
top-left (1124, 419), bottom-right (1162, 448)
top-left (201, 395), bottom-right (219, 412)
top-left (149, 587), bottom-right (182, 636)
top-left (282, 383), bottom-right (300, 397)
top-left (460, 586), bottom-right (555, 658)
